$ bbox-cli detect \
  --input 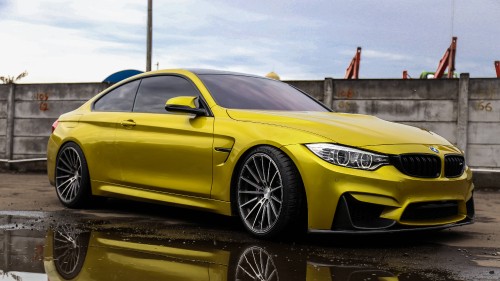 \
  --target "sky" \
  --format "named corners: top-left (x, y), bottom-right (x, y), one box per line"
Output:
top-left (0, 0), bottom-right (499, 83)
